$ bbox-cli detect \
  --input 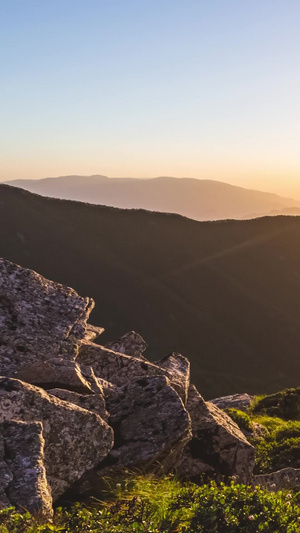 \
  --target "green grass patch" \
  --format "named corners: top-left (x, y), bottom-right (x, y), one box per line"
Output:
top-left (251, 388), bottom-right (300, 420)
top-left (253, 420), bottom-right (300, 473)
top-left (2, 476), bottom-right (300, 532)
top-left (224, 408), bottom-right (253, 431)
